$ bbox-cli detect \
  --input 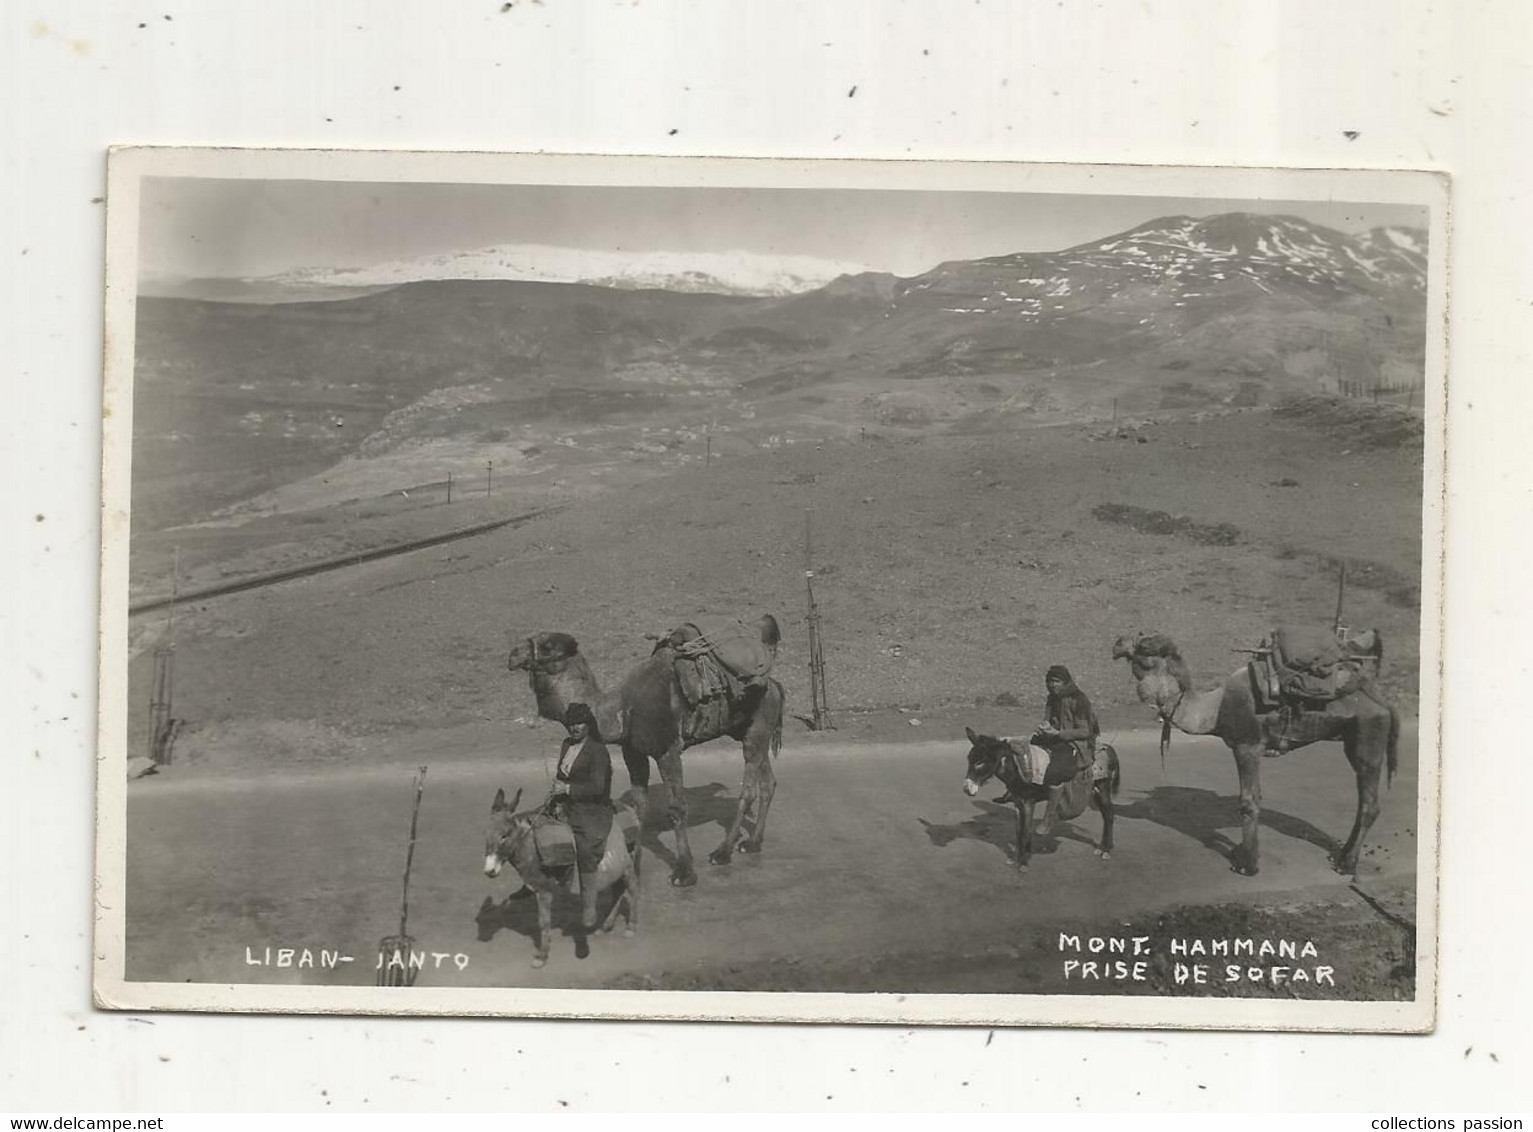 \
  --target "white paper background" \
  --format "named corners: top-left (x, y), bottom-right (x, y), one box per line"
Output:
top-left (3, 0), bottom-right (1527, 1112)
